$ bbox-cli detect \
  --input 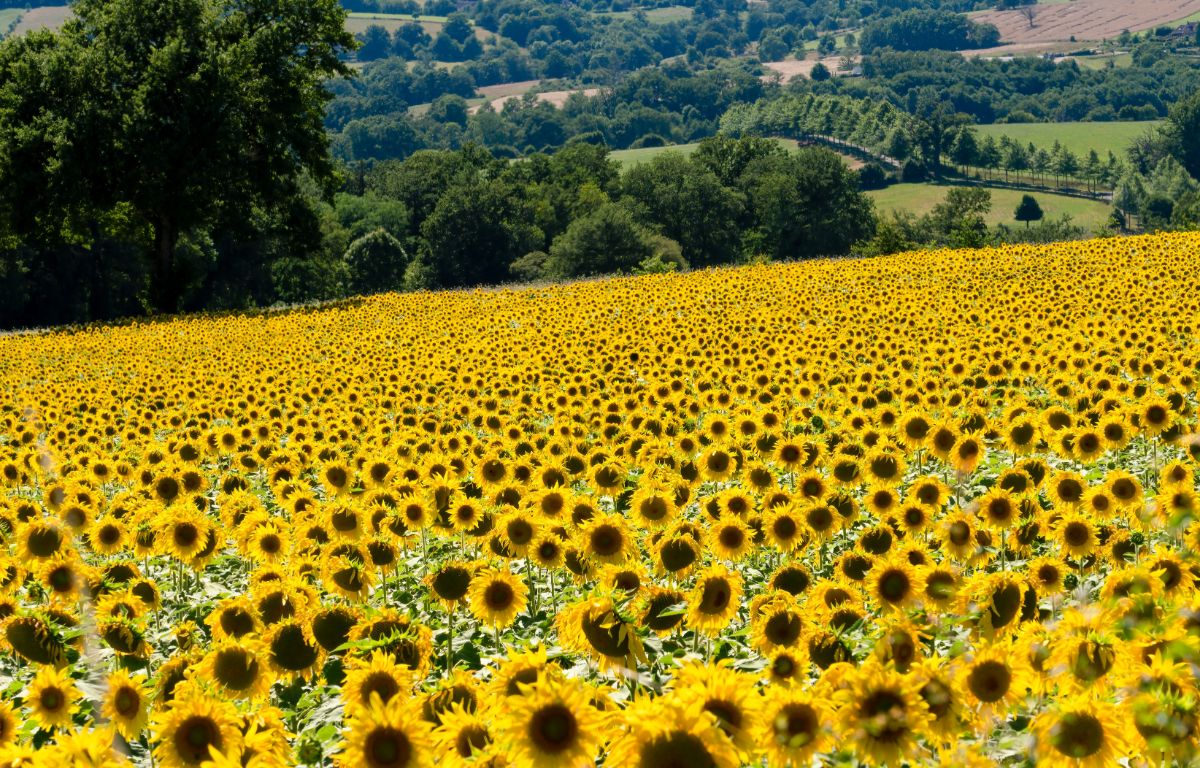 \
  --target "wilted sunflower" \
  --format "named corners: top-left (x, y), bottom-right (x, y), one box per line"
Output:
top-left (557, 597), bottom-right (646, 671)
top-left (198, 638), bottom-right (273, 700)
top-left (686, 564), bottom-right (743, 636)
